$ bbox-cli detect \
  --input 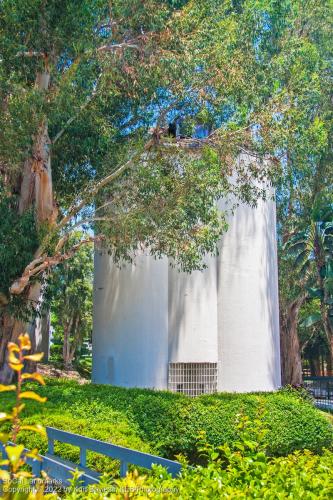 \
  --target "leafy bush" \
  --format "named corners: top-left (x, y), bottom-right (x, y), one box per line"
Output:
top-left (2, 379), bottom-right (331, 468)
top-left (0, 334), bottom-right (50, 498)
top-left (1, 372), bottom-right (333, 499)
top-left (63, 413), bottom-right (333, 499)
top-left (109, 448), bottom-right (333, 499)
top-left (17, 411), bottom-right (150, 475)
